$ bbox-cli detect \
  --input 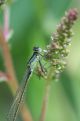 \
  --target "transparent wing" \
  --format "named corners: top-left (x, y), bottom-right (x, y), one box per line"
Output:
top-left (7, 67), bottom-right (31, 121)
